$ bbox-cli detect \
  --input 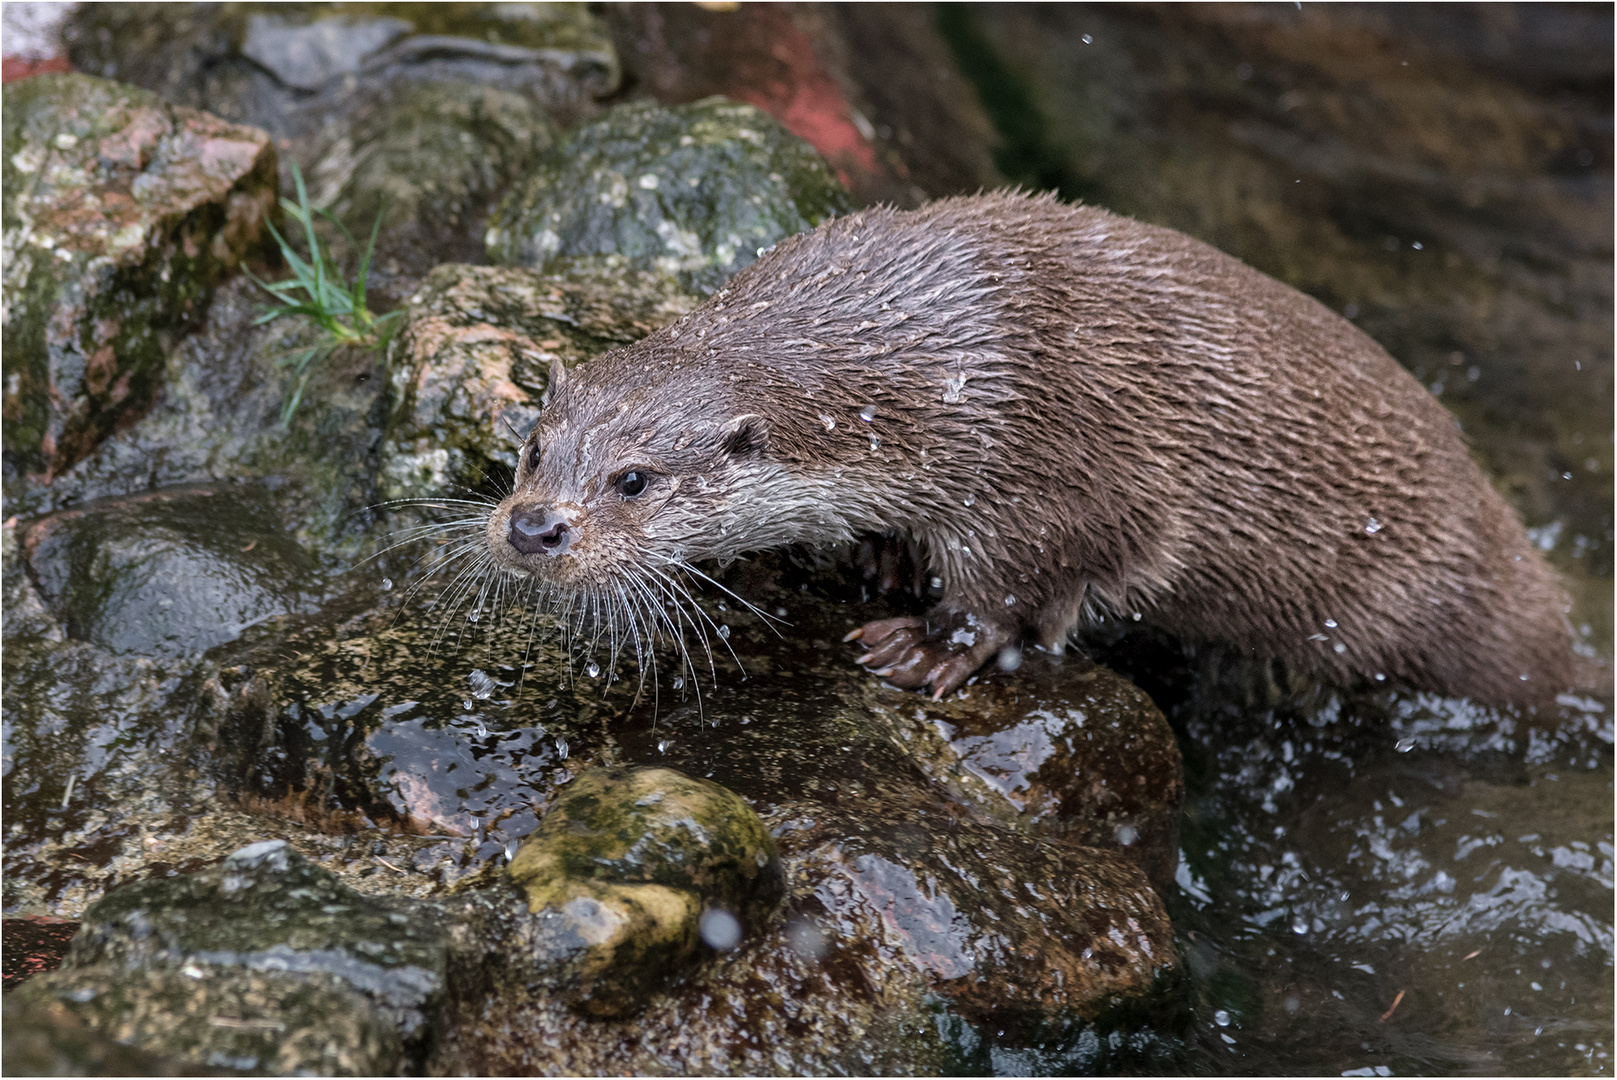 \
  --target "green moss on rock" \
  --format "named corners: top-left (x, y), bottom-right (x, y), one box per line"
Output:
top-left (2, 74), bottom-right (277, 504)
top-left (502, 766), bottom-right (781, 1016)
top-left (486, 97), bottom-right (852, 294)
